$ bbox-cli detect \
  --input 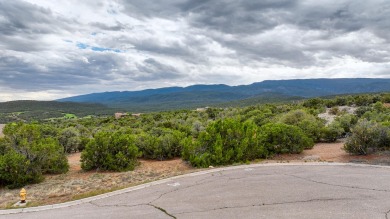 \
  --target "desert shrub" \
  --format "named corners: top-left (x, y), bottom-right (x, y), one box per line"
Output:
top-left (135, 129), bottom-right (186, 160)
top-left (355, 106), bottom-right (372, 117)
top-left (334, 114), bottom-right (358, 134)
top-left (58, 127), bottom-right (81, 153)
top-left (344, 119), bottom-right (390, 155)
top-left (303, 98), bottom-right (324, 108)
top-left (321, 121), bottom-right (344, 142)
top-left (81, 131), bottom-right (141, 171)
top-left (182, 119), bottom-right (268, 167)
top-left (279, 109), bottom-right (324, 142)
top-left (259, 123), bottom-right (314, 154)
top-left (245, 107), bottom-right (275, 126)
top-left (0, 138), bottom-right (6, 155)
top-left (354, 95), bottom-right (375, 106)
top-left (0, 123), bottom-right (68, 188)
top-left (191, 120), bottom-right (205, 137)
top-left (329, 107), bottom-right (340, 115)
top-left (360, 102), bottom-right (390, 124)
top-left (0, 150), bottom-right (43, 188)
top-left (75, 124), bottom-right (92, 151)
